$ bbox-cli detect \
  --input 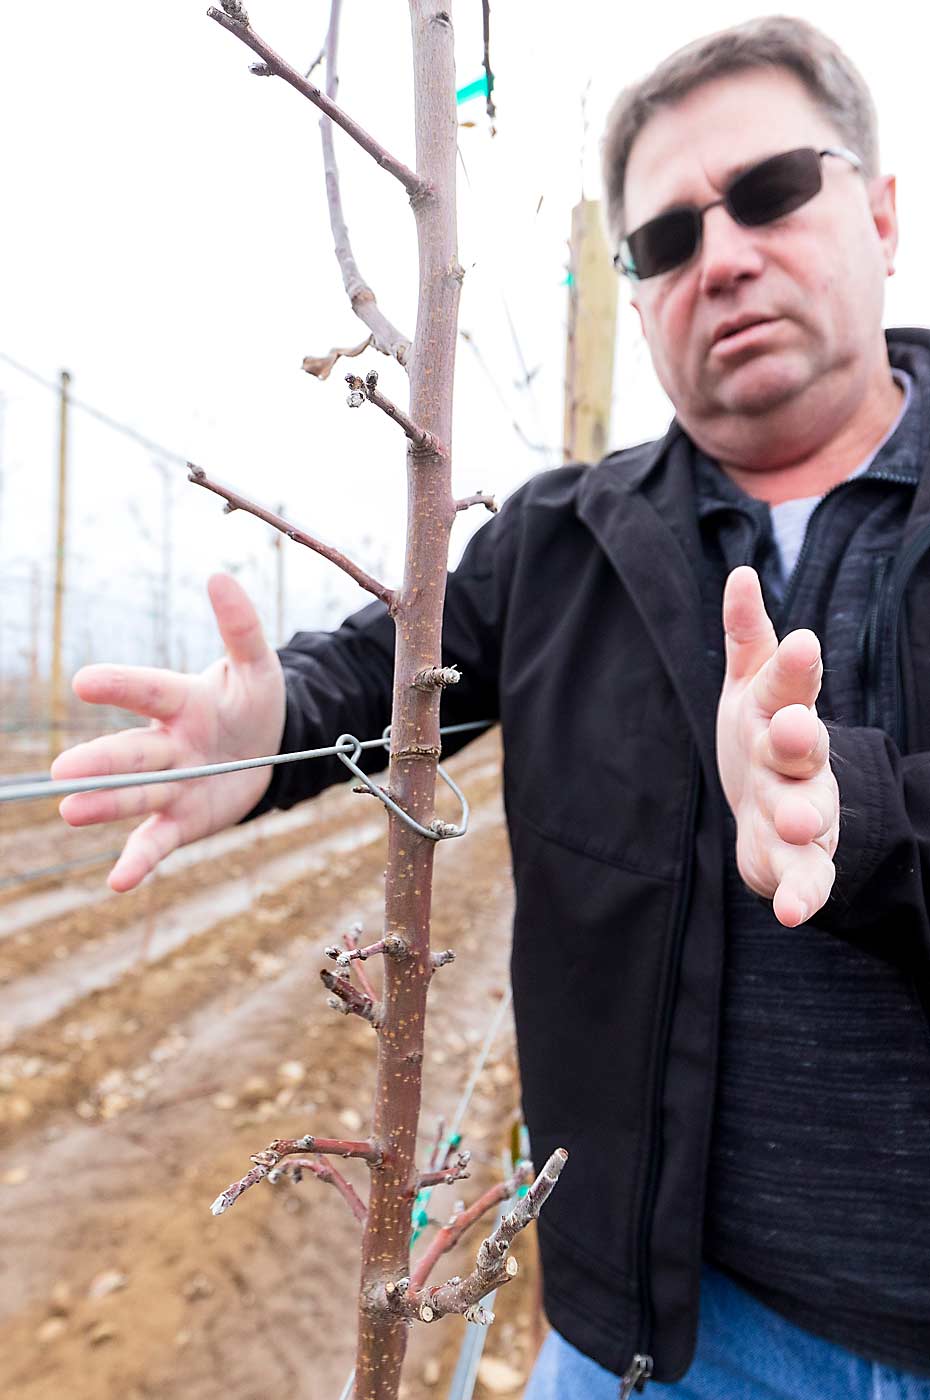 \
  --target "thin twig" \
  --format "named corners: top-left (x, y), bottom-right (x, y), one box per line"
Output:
top-left (413, 1150), bottom-right (472, 1195)
top-left (321, 968), bottom-right (382, 1027)
top-left (427, 1118), bottom-right (447, 1173)
top-left (304, 43), bottom-right (326, 80)
top-left (187, 464), bottom-right (394, 609)
top-left (382, 1149), bottom-right (567, 1321)
top-left (207, 6), bottom-right (428, 201)
top-left (481, 0), bottom-right (497, 122)
top-left (211, 1134), bottom-right (381, 1215)
top-left (342, 924), bottom-right (378, 1002)
top-left (409, 1161), bottom-right (533, 1292)
top-left (326, 935), bottom-right (407, 967)
top-left (270, 1154), bottom-right (368, 1224)
top-left (455, 493), bottom-right (498, 514)
top-left (346, 372), bottom-right (447, 458)
top-left (317, 0), bottom-right (412, 367)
